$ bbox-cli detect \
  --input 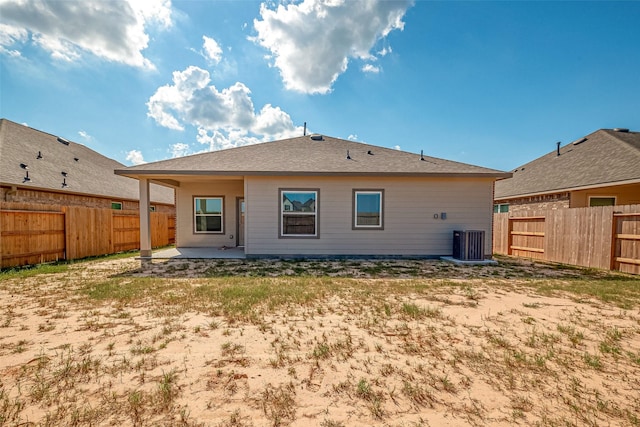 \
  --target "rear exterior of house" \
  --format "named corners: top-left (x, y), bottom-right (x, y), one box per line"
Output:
top-left (117, 134), bottom-right (510, 258)
top-left (494, 128), bottom-right (640, 213)
top-left (175, 175), bottom-right (496, 257)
